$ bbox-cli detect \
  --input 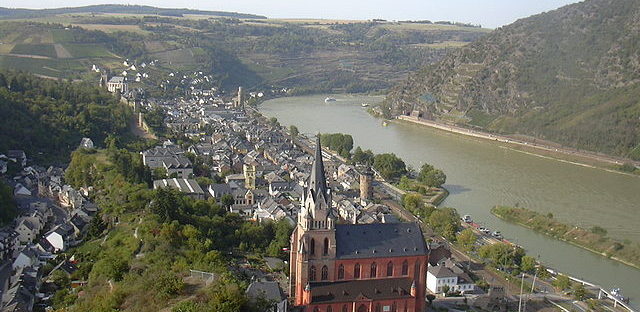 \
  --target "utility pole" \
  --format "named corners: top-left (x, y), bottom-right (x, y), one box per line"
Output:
top-left (518, 273), bottom-right (525, 312)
